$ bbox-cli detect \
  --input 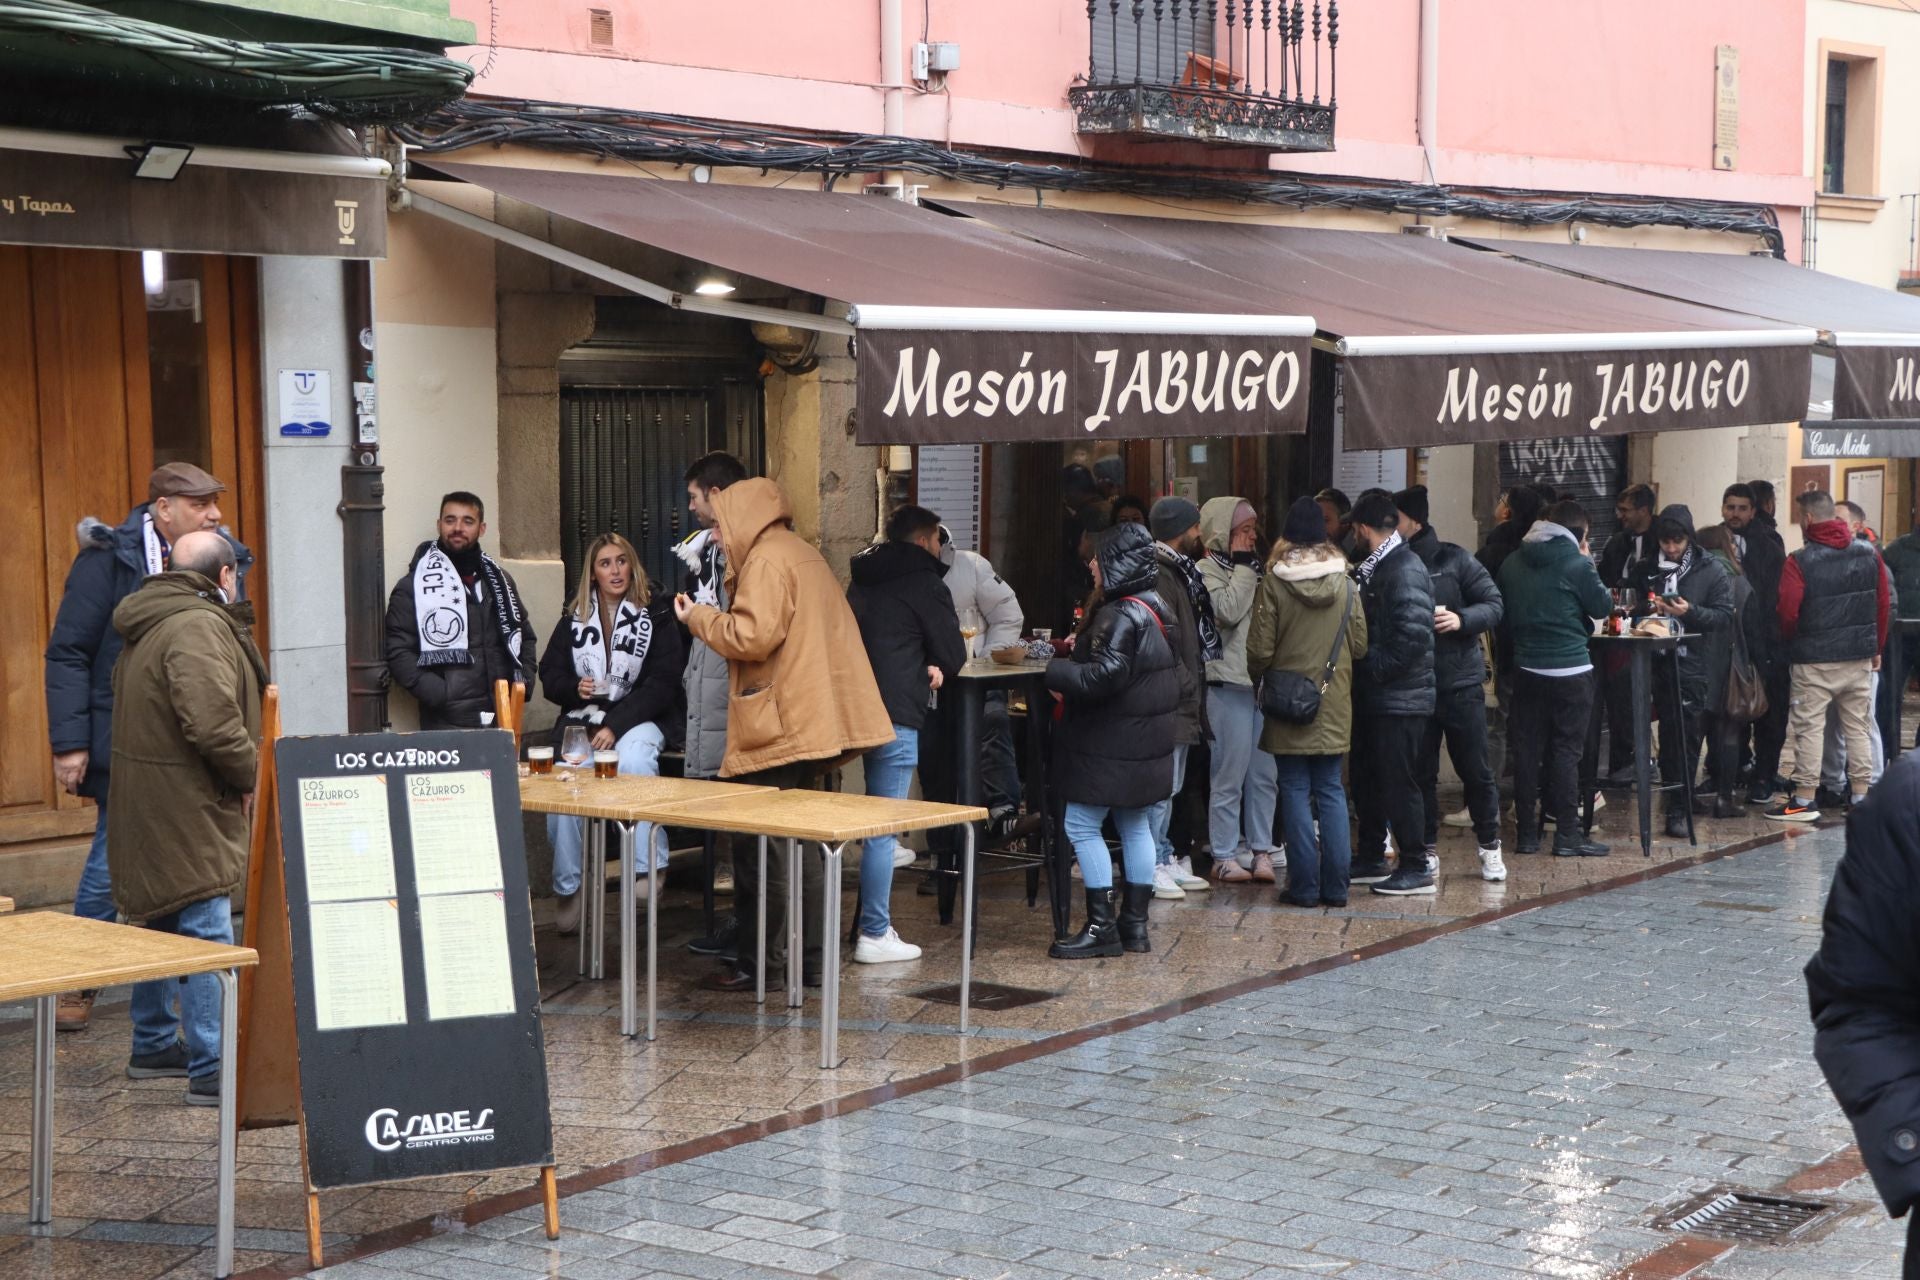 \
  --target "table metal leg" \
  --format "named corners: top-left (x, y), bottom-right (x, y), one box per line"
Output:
top-left (755, 835), bottom-right (768, 1007)
top-left (701, 831), bottom-right (718, 940)
top-left (786, 838), bottom-right (802, 1010)
top-left (645, 823), bottom-right (658, 1042)
top-left (1632, 647), bottom-right (1653, 858)
top-left (960, 822), bottom-right (976, 1035)
top-left (820, 841), bottom-right (845, 1069)
top-left (942, 683), bottom-right (987, 926)
top-left (215, 969), bottom-right (239, 1278)
top-left (1672, 650), bottom-right (1697, 847)
top-left (619, 821), bottom-right (636, 1037)
top-left (575, 818), bottom-right (593, 978)
top-left (29, 994), bottom-right (54, 1231)
top-left (590, 819), bottom-right (608, 982)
